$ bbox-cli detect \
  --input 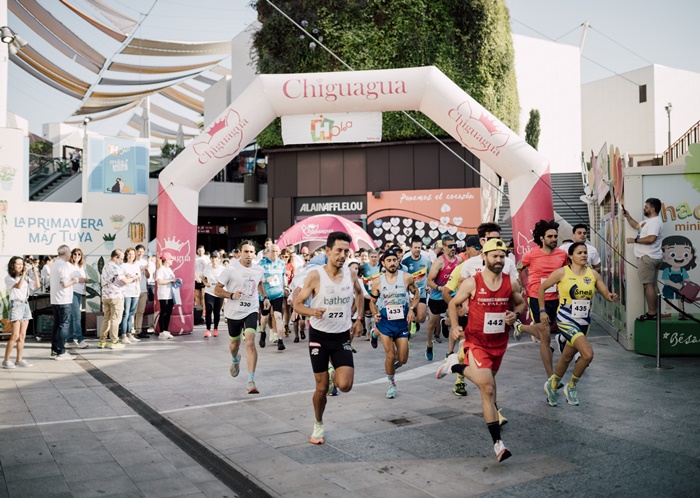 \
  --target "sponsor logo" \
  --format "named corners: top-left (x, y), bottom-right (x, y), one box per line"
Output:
top-left (193, 109), bottom-right (249, 165)
top-left (310, 115), bottom-right (355, 142)
top-left (311, 348), bottom-right (320, 355)
top-left (479, 288), bottom-right (487, 294)
top-left (157, 236), bottom-right (191, 272)
top-left (282, 78), bottom-right (408, 102)
top-left (583, 277), bottom-right (592, 285)
top-left (473, 357), bottom-right (483, 367)
top-left (448, 100), bottom-right (509, 156)
top-left (301, 223), bottom-right (333, 238)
